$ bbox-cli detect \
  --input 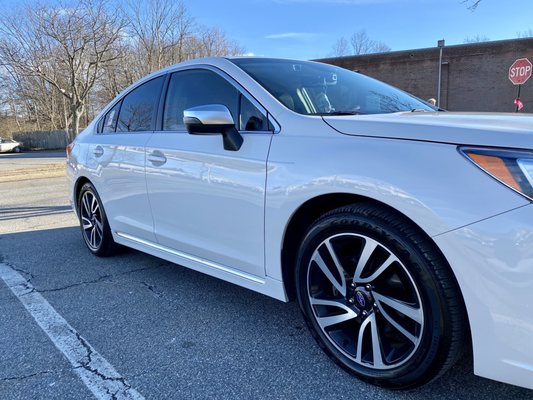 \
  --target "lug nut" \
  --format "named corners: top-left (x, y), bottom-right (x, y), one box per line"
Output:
top-left (362, 311), bottom-right (368, 317)
top-left (365, 284), bottom-right (372, 291)
top-left (350, 282), bottom-right (356, 288)
top-left (348, 298), bottom-right (355, 304)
